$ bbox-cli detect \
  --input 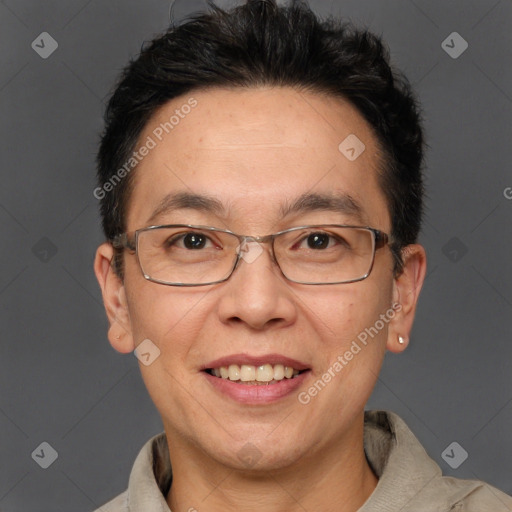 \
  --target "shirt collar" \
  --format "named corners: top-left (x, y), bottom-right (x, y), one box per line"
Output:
top-left (126, 410), bottom-right (441, 511)
top-left (359, 411), bottom-right (440, 511)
